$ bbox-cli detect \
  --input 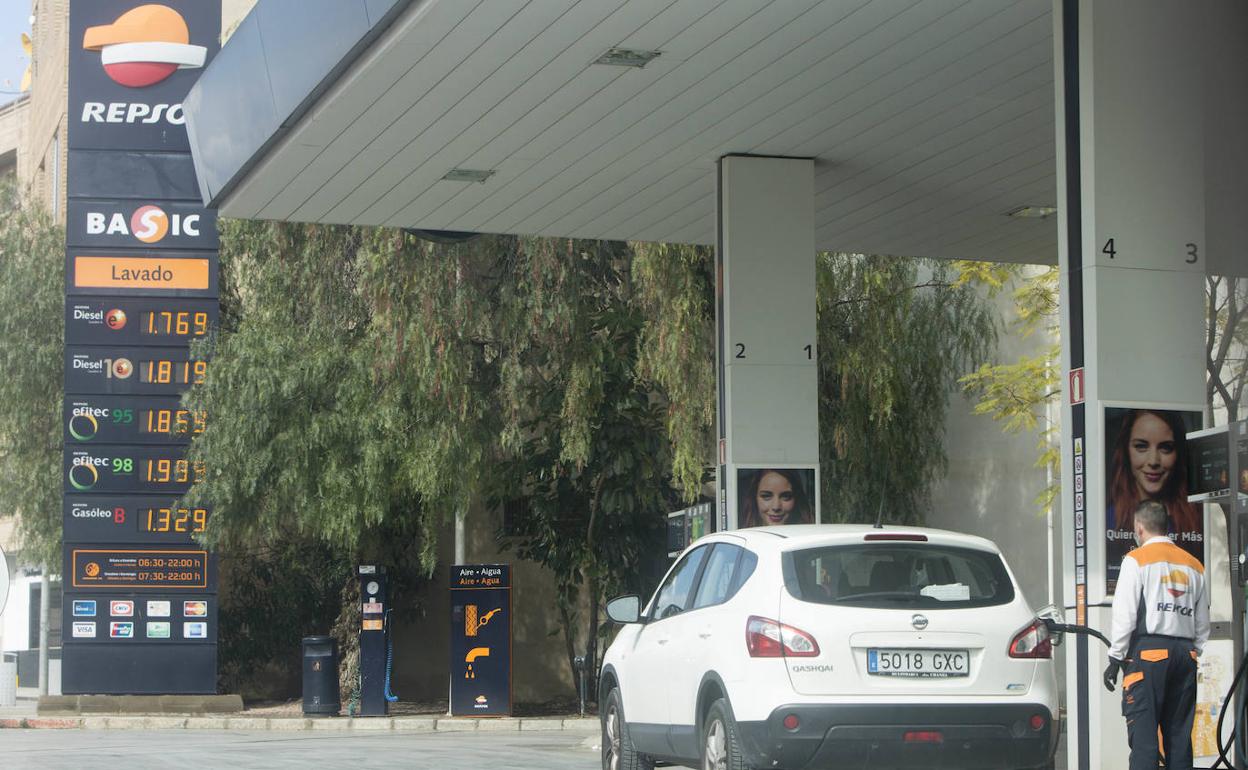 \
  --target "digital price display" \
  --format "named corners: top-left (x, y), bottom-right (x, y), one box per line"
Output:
top-left (70, 548), bottom-right (209, 590)
top-left (65, 297), bottom-right (218, 345)
top-left (64, 395), bottom-right (205, 445)
top-left (65, 346), bottom-right (207, 395)
top-left (64, 496), bottom-right (211, 545)
top-left (65, 447), bottom-right (204, 494)
top-left (1189, 429), bottom-right (1248, 502)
